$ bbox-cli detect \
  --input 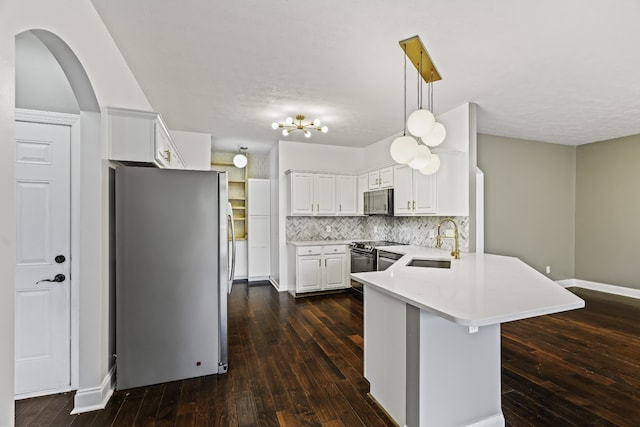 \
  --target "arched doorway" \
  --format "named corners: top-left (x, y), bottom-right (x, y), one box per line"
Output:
top-left (14, 29), bottom-right (100, 399)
